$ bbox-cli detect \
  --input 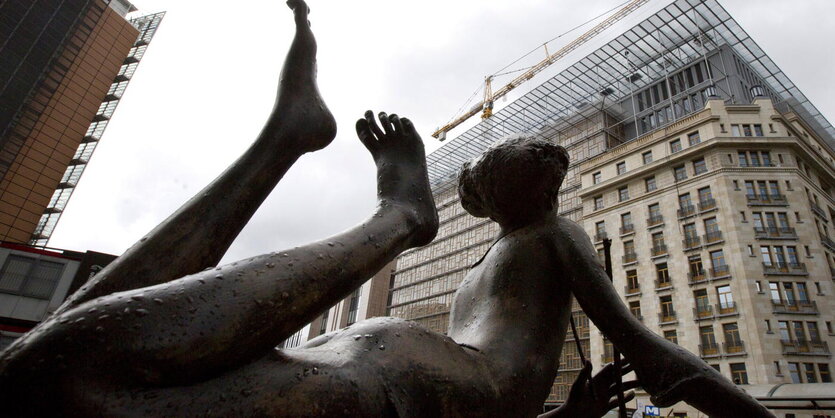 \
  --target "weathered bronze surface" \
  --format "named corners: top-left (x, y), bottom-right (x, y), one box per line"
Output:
top-left (0, 1), bottom-right (773, 417)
